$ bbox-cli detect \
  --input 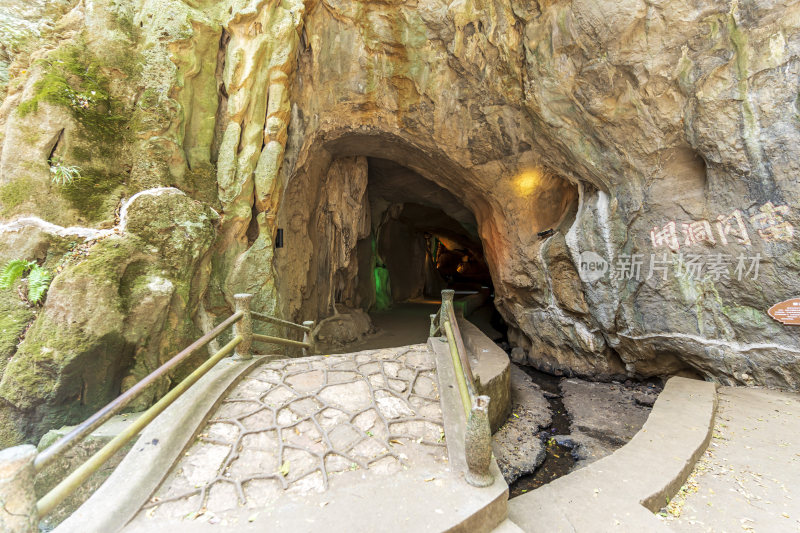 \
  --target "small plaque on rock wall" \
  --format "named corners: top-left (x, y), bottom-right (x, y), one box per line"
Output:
top-left (768, 298), bottom-right (800, 325)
